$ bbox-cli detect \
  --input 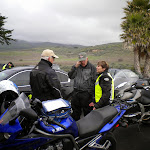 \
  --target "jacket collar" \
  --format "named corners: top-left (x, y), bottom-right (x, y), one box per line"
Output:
top-left (41, 59), bottom-right (52, 67)
top-left (97, 69), bottom-right (108, 76)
